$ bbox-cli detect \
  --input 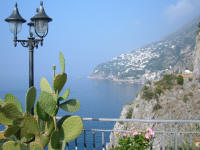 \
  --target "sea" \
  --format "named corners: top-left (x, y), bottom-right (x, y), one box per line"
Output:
top-left (0, 78), bottom-right (143, 149)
